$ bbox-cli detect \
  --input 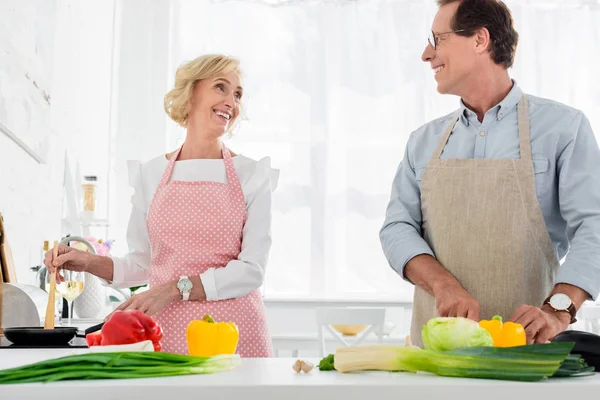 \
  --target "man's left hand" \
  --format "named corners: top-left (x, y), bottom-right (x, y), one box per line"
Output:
top-left (509, 304), bottom-right (570, 344)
